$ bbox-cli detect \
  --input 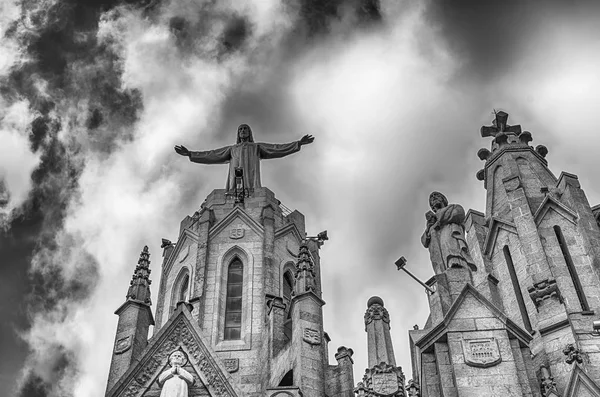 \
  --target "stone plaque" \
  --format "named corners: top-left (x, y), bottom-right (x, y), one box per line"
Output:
top-left (372, 372), bottom-right (399, 395)
top-left (463, 337), bottom-right (501, 368)
top-left (114, 335), bottom-right (132, 354)
top-left (230, 225), bottom-right (245, 239)
top-left (303, 328), bottom-right (321, 345)
top-left (223, 358), bottom-right (239, 373)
